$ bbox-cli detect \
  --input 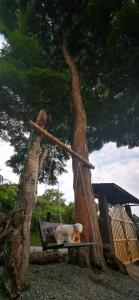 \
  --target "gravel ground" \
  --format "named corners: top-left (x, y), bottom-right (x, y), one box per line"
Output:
top-left (0, 263), bottom-right (139, 300)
